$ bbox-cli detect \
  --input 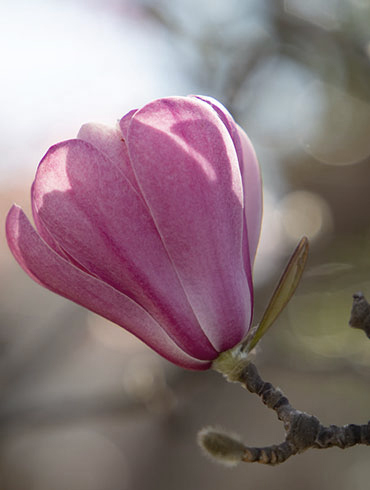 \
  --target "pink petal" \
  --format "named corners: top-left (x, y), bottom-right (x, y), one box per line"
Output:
top-left (193, 95), bottom-right (262, 265)
top-left (127, 96), bottom-right (252, 351)
top-left (31, 181), bottom-right (72, 261)
top-left (237, 125), bottom-right (262, 264)
top-left (31, 139), bottom-right (217, 361)
top-left (5, 205), bottom-right (211, 370)
top-left (77, 122), bottom-right (140, 193)
top-left (192, 95), bottom-right (243, 159)
top-left (119, 109), bottom-right (137, 139)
